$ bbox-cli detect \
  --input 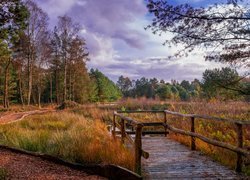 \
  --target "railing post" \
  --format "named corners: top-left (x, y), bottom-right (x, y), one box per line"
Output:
top-left (121, 118), bottom-right (125, 144)
top-left (235, 123), bottom-right (243, 173)
top-left (112, 113), bottom-right (116, 138)
top-left (191, 116), bottom-right (196, 150)
top-left (134, 124), bottom-right (143, 175)
top-left (164, 112), bottom-right (167, 136)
